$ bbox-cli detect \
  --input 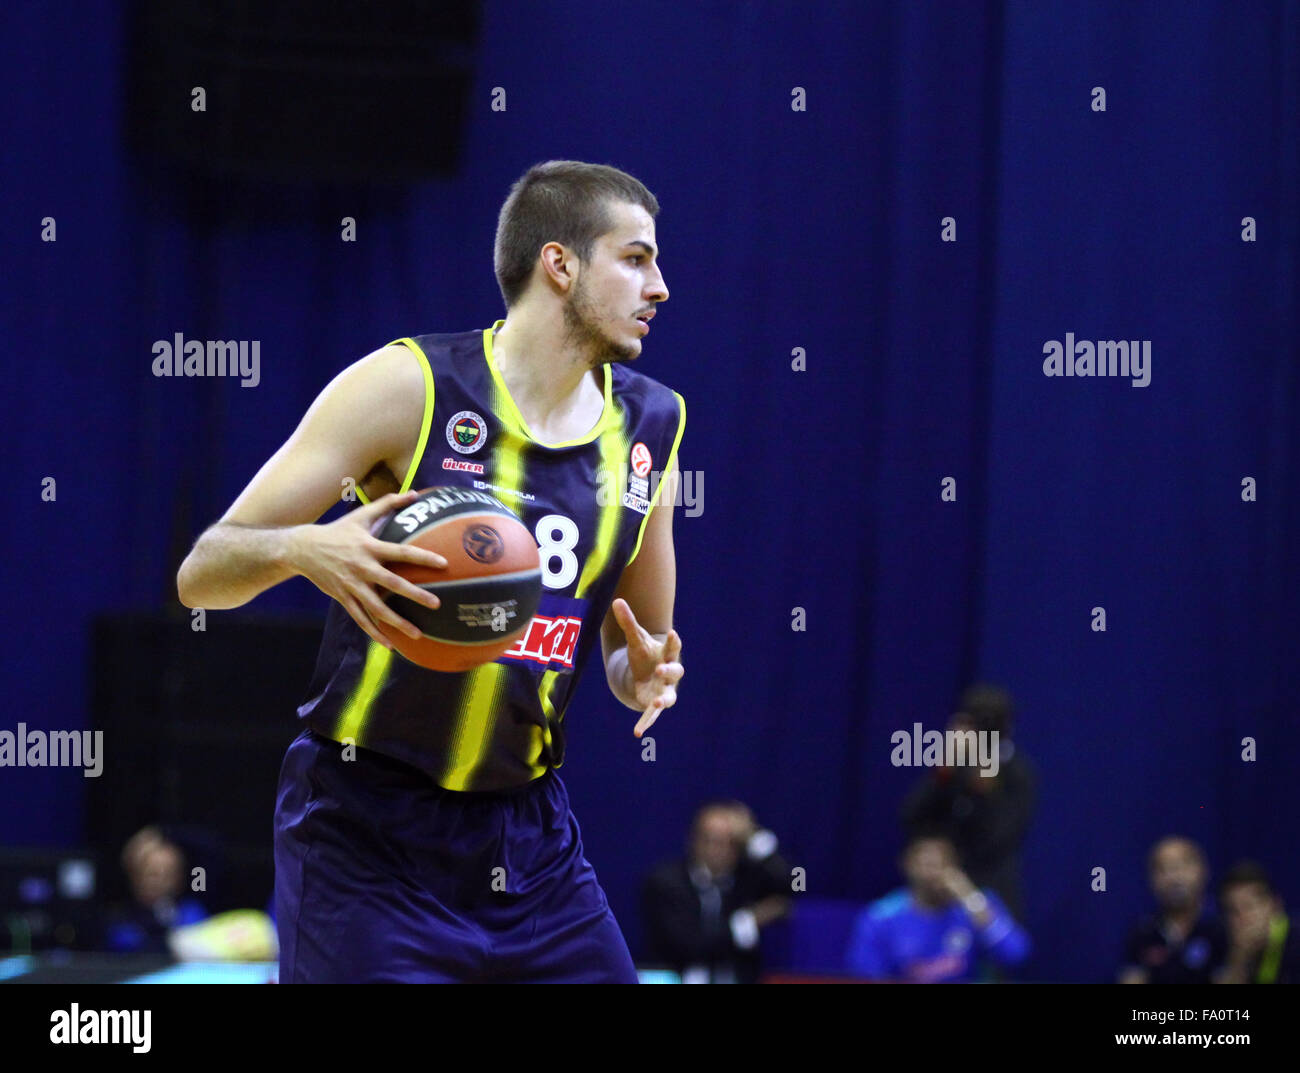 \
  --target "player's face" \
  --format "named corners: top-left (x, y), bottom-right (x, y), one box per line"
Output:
top-left (1150, 841), bottom-right (1205, 909)
top-left (564, 200), bottom-right (668, 367)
